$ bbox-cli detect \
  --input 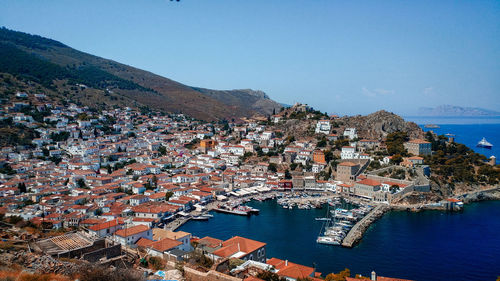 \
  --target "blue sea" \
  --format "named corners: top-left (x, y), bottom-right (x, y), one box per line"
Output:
top-left (405, 116), bottom-right (500, 158)
top-left (179, 117), bottom-right (500, 281)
